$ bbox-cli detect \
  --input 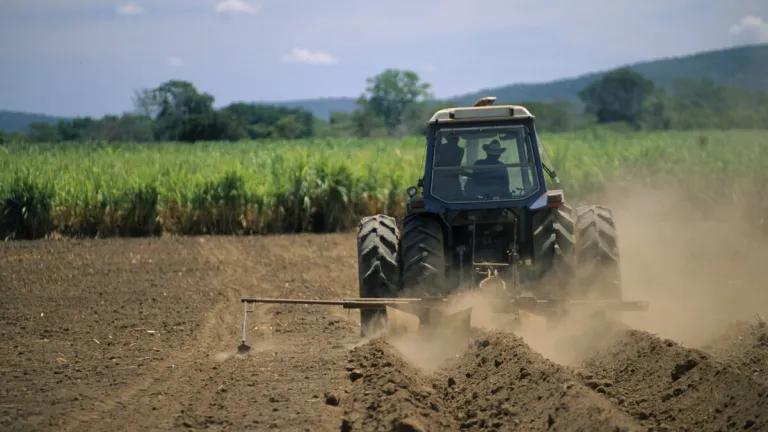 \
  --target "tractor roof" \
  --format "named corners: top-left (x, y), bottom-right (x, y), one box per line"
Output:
top-left (427, 96), bottom-right (534, 124)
